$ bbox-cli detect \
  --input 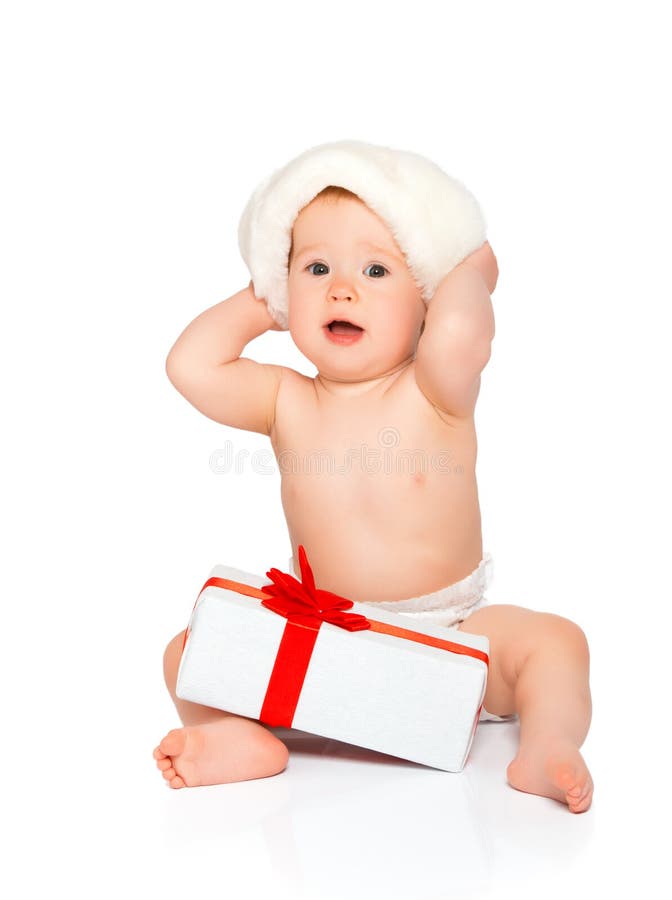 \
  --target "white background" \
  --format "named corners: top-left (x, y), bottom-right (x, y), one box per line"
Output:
top-left (2, 1), bottom-right (670, 897)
